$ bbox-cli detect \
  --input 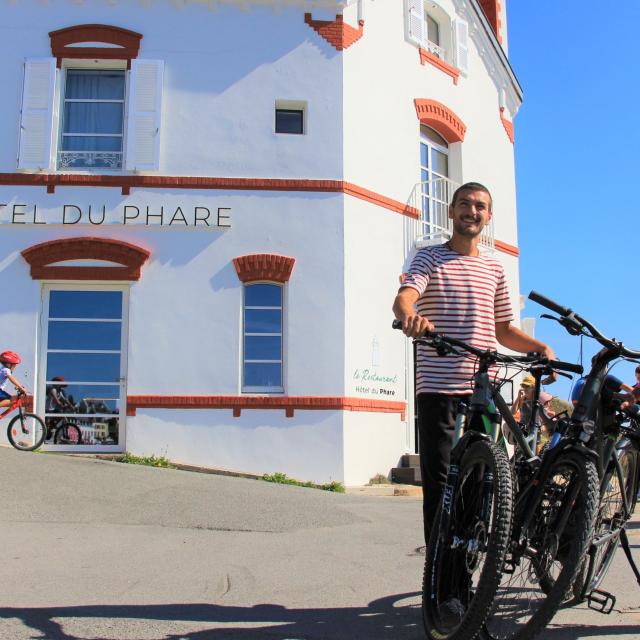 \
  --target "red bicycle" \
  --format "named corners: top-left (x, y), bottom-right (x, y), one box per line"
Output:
top-left (3, 390), bottom-right (82, 450)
